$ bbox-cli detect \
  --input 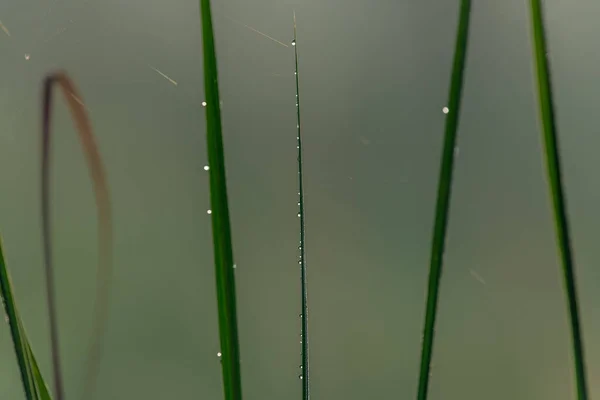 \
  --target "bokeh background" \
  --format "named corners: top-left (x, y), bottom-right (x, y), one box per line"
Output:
top-left (1, 0), bottom-right (600, 399)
